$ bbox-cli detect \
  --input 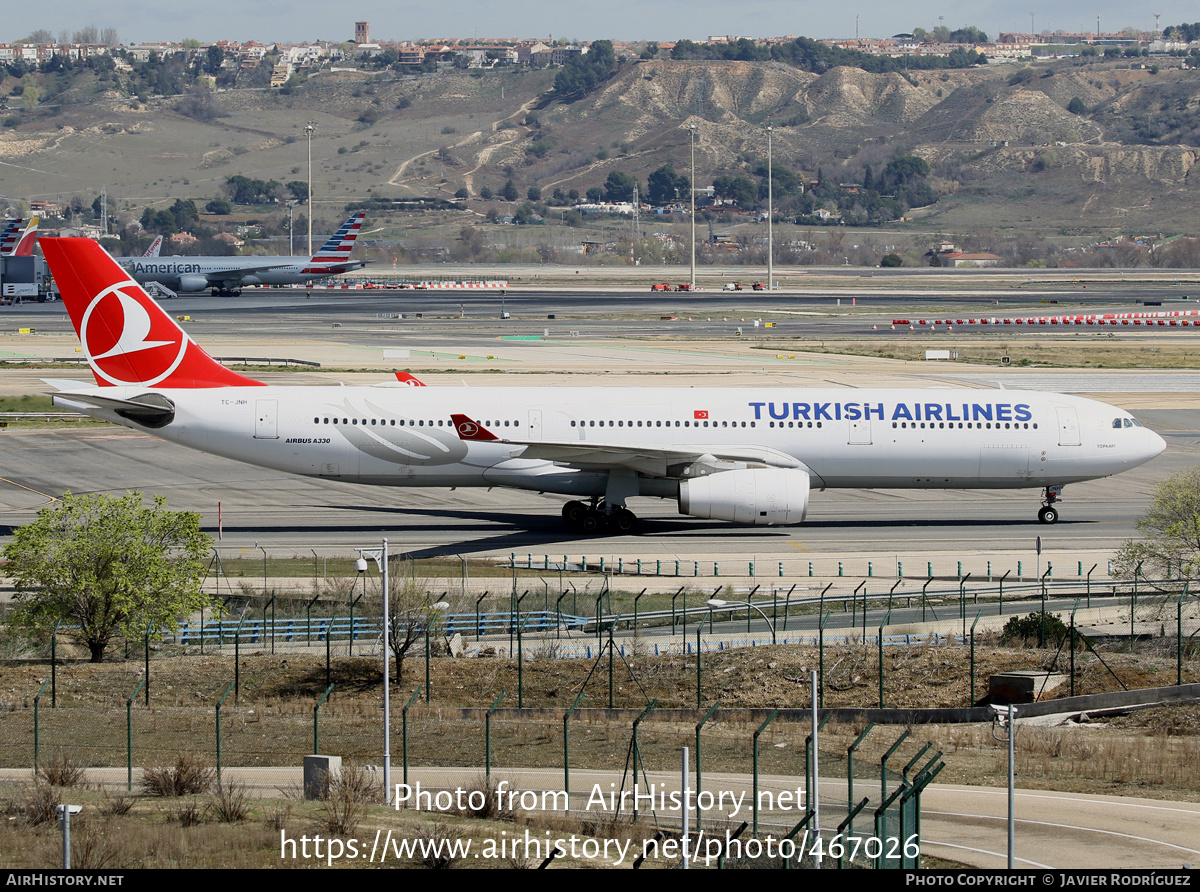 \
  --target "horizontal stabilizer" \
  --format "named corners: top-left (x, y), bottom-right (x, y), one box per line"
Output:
top-left (50, 391), bottom-right (176, 428)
